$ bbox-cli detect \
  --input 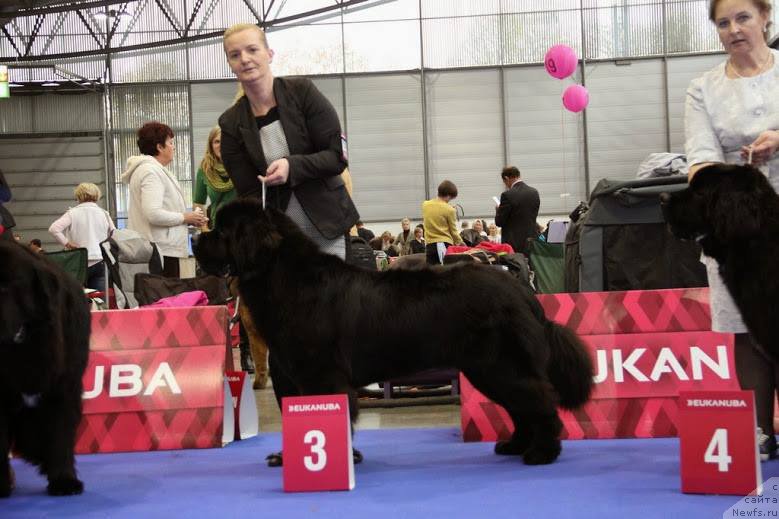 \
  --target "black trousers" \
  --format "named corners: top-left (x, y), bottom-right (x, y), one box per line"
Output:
top-left (735, 333), bottom-right (779, 435)
top-left (162, 256), bottom-right (181, 278)
top-left (425, 242), bottom-right (450, 265)
top-left (86, 261), bottom-right (106, 293)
